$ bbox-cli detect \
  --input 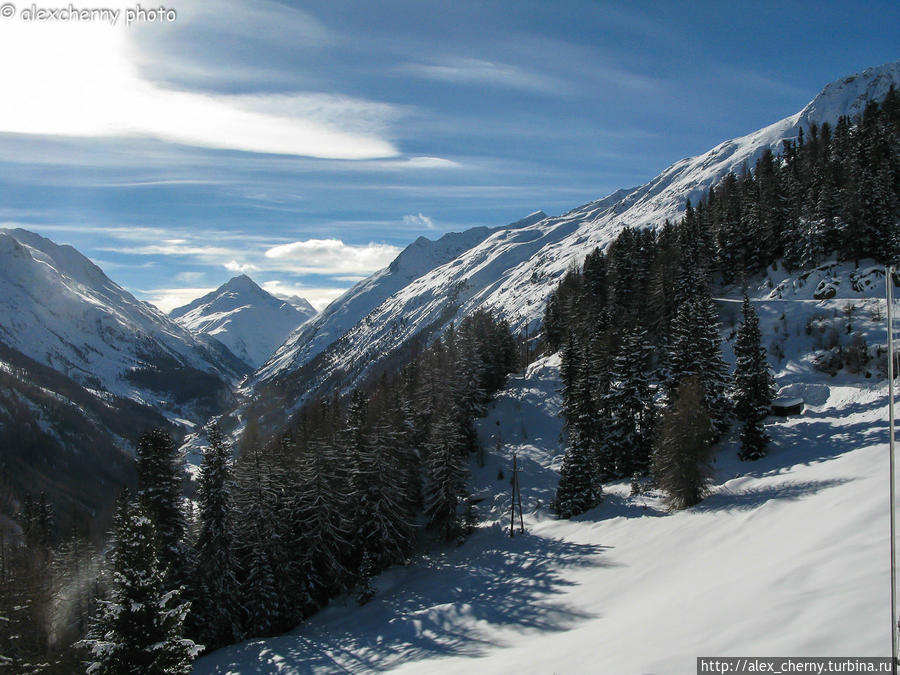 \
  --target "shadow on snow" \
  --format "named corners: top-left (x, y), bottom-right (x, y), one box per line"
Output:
top-left (195, 530), bottom-right (609, 674)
